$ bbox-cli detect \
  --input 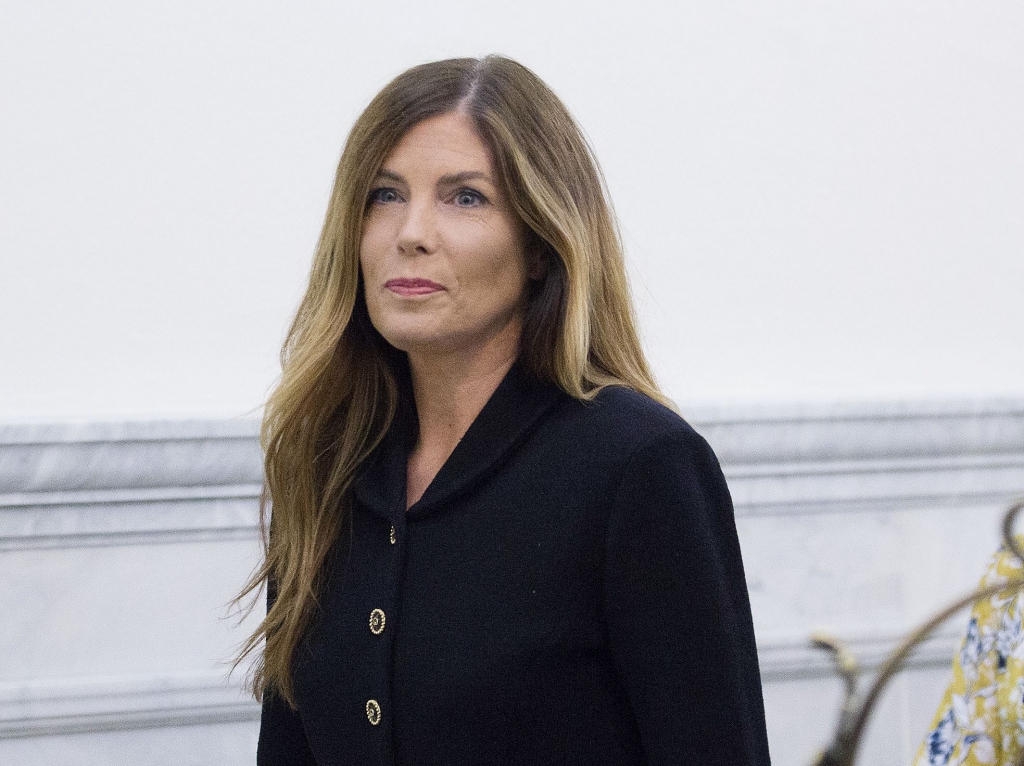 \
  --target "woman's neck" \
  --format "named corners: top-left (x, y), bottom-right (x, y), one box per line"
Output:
top-left (404, 326), bottom-right (520, 508)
